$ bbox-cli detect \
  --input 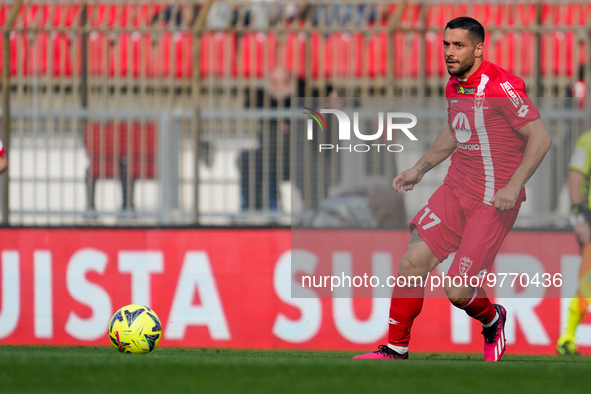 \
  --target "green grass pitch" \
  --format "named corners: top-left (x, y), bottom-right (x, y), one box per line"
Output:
top-left (0, 346), bottom-right (589, 393)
